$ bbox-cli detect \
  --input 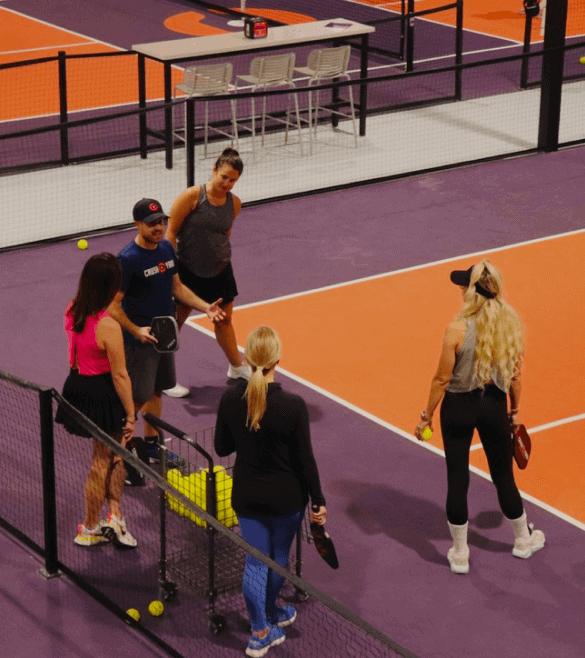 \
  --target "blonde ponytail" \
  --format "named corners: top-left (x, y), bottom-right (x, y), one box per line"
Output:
top-left (244, 327), bottom-right (282, 431)
top-left (458, 260), bottom-right (524, 389)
